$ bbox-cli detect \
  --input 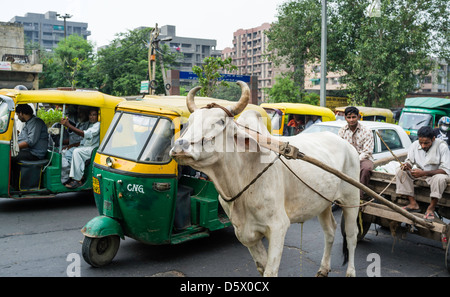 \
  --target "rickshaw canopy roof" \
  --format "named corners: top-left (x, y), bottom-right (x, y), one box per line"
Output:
top-left (0, 89), bottom-right (125, 108)
top-left (118, 95), bottom-right (272, 129)
top-left (335, 106), bottom-right (394, 117)
top-left (261, 102), bottom-right (335, 118)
